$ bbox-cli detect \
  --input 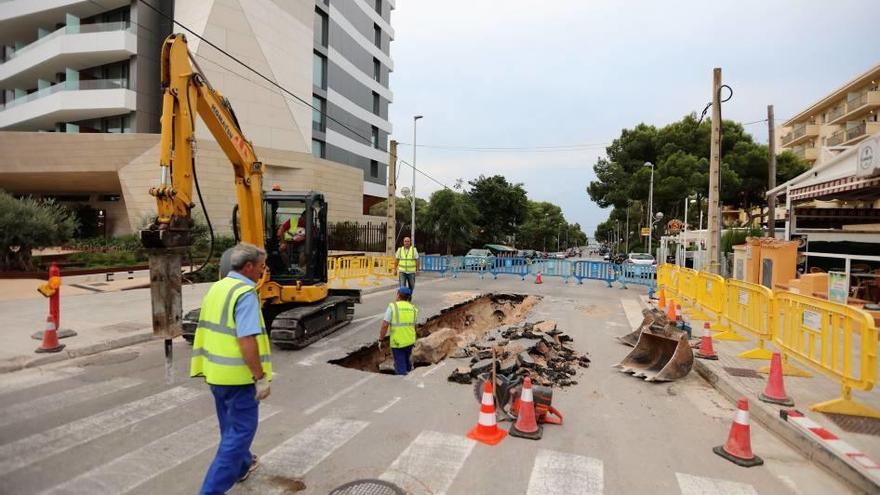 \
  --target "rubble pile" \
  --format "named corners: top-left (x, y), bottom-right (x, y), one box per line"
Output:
top-left (445, 320), bottom-right (590, 387)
